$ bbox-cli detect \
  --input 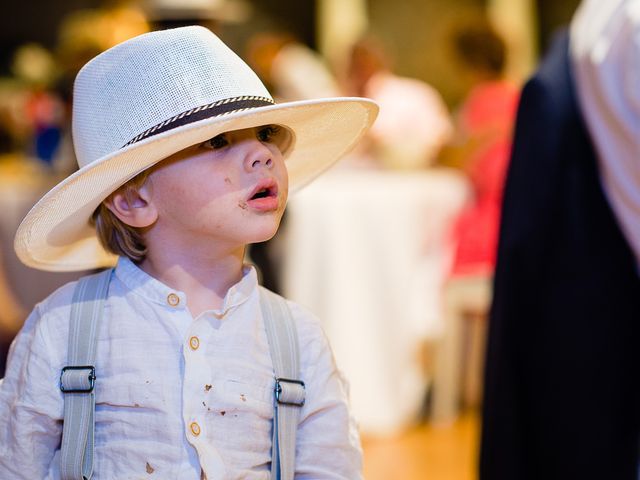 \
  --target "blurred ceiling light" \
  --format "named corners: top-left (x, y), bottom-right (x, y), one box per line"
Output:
top-left (57, 6), bottom-right (150, 59)
top-left (11, 44), bottom-right (57, 87)
top-left (143, 0), bottom-right (252, 23)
